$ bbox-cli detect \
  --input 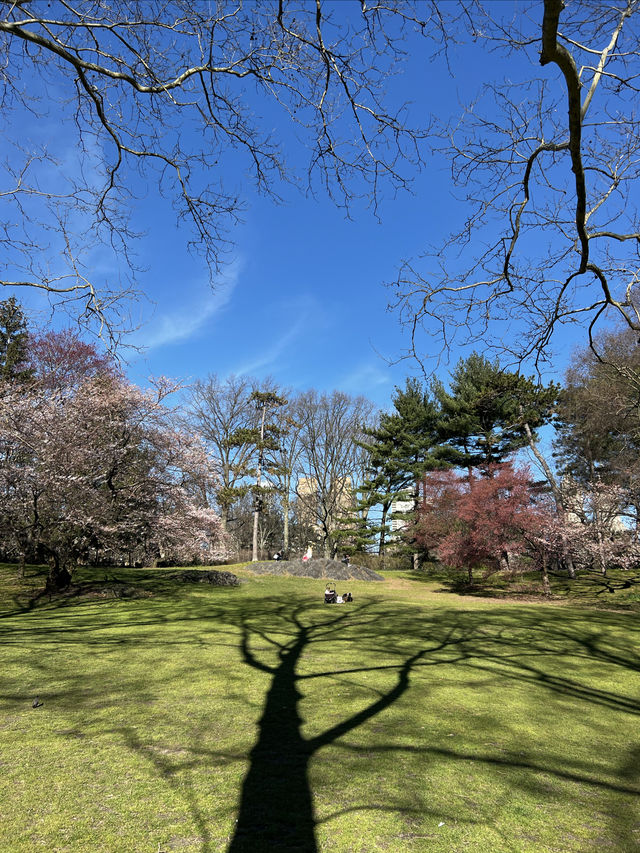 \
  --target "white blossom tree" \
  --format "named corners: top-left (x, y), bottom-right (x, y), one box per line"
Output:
top-left (0, 370), bottom-right (226, 591)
